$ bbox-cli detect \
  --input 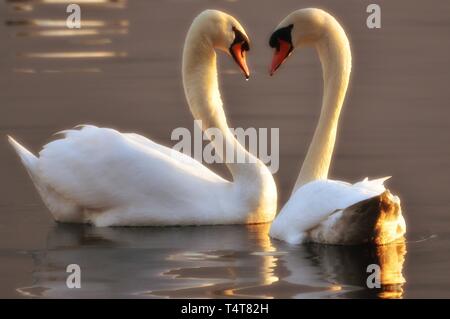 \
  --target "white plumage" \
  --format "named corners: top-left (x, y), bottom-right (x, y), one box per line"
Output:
top-left (270, 178), bottom-right (405, 245)
top-left (8, 10), bottom-right (277, 227)
top-left (9, 127), bottom-right (230, 226)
